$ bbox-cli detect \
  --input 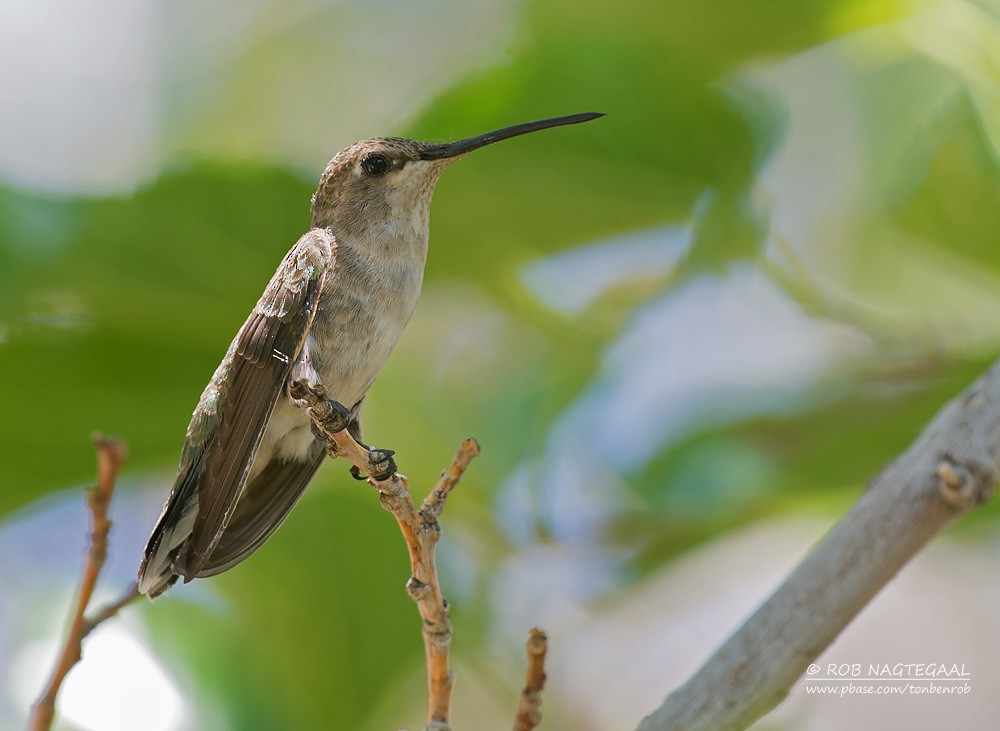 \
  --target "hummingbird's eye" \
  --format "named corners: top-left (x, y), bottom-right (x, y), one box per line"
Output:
top-left (361, 154), bottom-right (390, 176)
